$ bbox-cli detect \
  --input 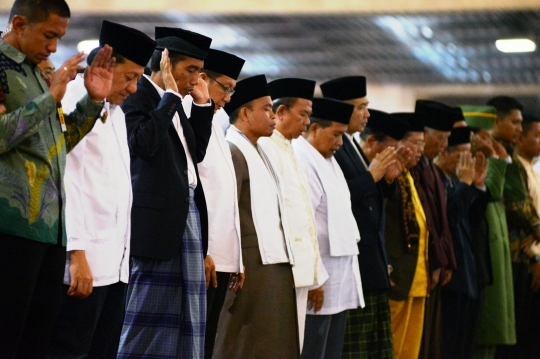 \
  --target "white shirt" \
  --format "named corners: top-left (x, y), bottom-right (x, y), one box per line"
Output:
top-left (345, 132), bottom-right (368, 168)
top-left (198, 118), bottom-right (242, 273)
top-left (293, 136), bottom-right (364, 315)
top-left (144, 75), bottom-right (211, 188)
top-left (62, 75), bottom-right (132, 286)
top-left (258, 130), bottom-right (326, 288)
